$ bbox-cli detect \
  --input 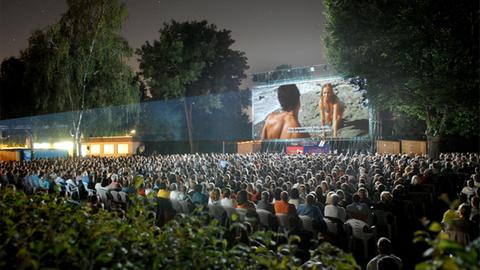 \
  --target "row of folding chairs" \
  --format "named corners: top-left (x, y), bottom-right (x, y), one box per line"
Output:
top-left (96, 187), bottom-right (129, 210)
top-left (169, 200), bottom-right (322, 237)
